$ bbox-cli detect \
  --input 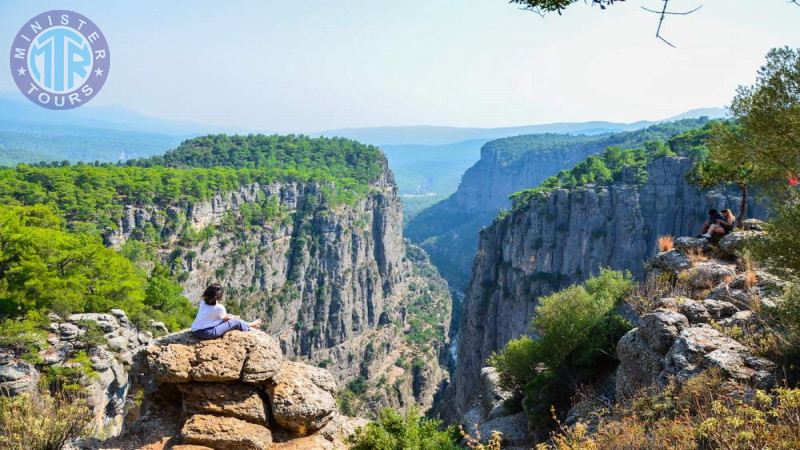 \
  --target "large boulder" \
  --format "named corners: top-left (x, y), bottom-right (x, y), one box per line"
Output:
top-left (267, 361), bottom-right (338, 433)
top-left (650, 251), bottom-right (692, 273)
top-left (673, 236), bottom-right (714, 254)
top-left (180, 383), bottom-right (268, 424)
top-left (638, 309), bottom-right (690, 354)
top-left (181, 414), bottom-right (272, 450)
top-left (0, 351), bottom-right (39, 396)
top-left (139, 330), bottom-right (283, 384)
top-left (615, 328), bottom-right (666, 401)
top-left (718, 231), bottom-right (767, 257)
